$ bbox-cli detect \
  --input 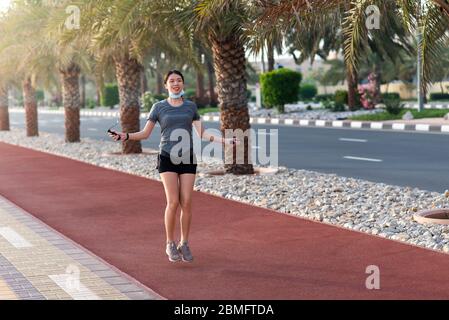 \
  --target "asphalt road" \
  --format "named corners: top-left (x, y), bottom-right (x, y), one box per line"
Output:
top-left (8, 112), bottom-right (449, 192)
